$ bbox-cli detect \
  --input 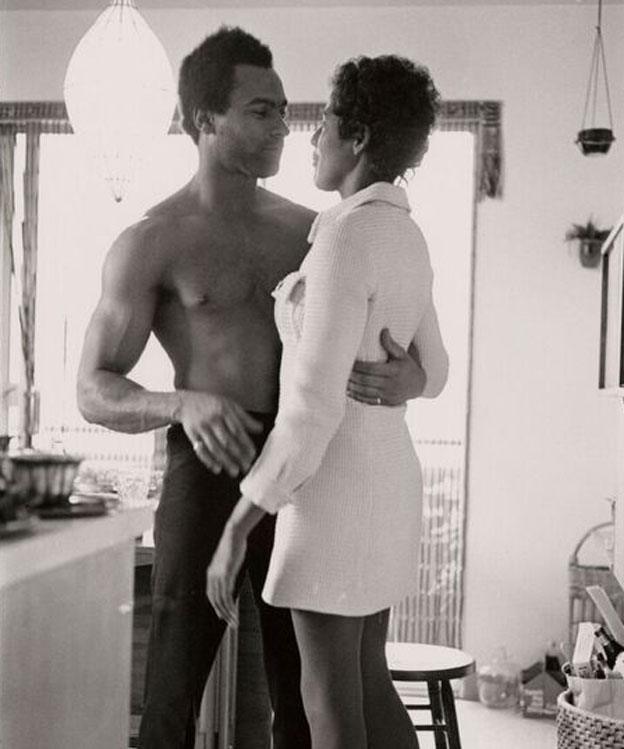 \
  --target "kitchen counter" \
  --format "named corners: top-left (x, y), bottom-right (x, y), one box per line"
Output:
top-left (0, 503), bottom-right (154, 589)
top-left (0, 504), bottom-right (155, 749)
